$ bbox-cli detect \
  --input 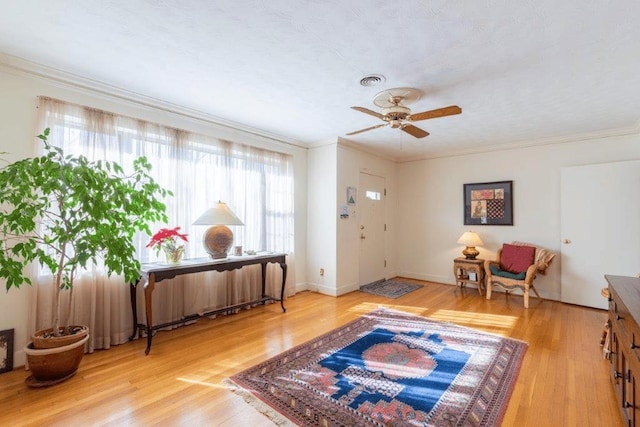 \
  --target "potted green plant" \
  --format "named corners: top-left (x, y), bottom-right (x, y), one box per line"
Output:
top-left (0, 128), bottom-right (170, 386)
